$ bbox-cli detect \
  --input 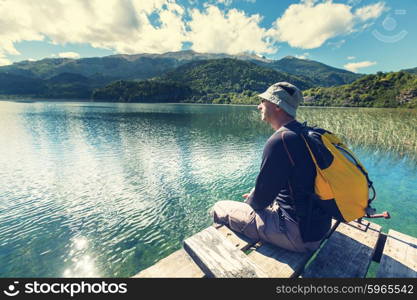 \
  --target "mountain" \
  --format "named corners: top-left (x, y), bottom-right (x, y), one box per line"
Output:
top-left (0, 50), bottom-right (358, 87)
top-left (0, 71), bottom-right (110, 99)
top-left (159, 58), bottom-right (313, 91)
top-left (0, 56), bottom-right (174, 80)
top-left (303, 71), bottom-right (417, 108)
top-left (3, 50), bottom-right (411, 104)
top-left (0, 50), bottom-right (270, 81)
top-left (403, 67), bottom-right (417, 74)
top-left (92, 58), bottom-right (314, 104)
top-left (92, 80), bottom-right (192, 103)
top-left (259, 56), bottom-right (362, 87)
top-left (0, 72), bottom-right (46, 95)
